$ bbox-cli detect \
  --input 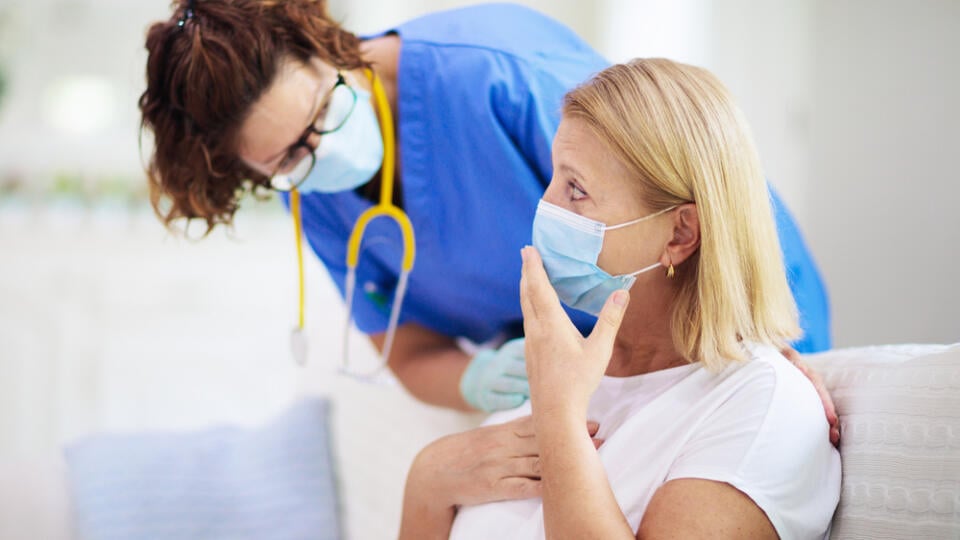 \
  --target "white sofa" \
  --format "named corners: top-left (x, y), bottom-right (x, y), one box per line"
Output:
top-left (803, 344), bottom-right (960, 539)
